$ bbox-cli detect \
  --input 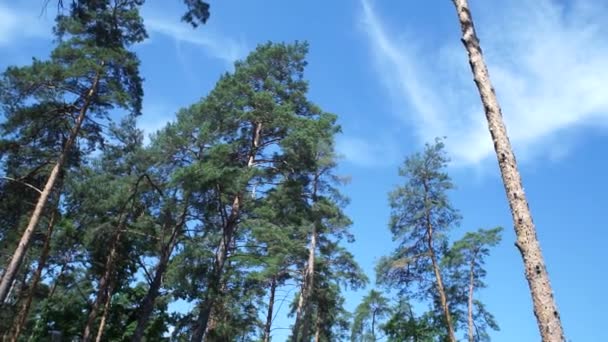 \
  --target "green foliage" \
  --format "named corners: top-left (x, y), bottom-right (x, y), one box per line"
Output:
top-left (377, 139), bottom-right (460, 299)
top-left (376, 140), bottom-right (501, 341)
top-left (351, 289), bottom-right (391, 341)
top-left (0, 2), bottom-right (506, 341)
